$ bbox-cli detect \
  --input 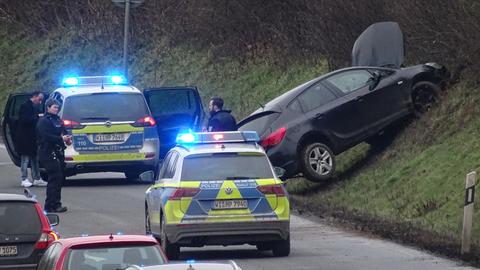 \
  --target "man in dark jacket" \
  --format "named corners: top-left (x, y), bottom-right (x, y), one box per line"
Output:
top-left (17, 91), bottom-right (47, 187)
top-left (207, 97), bottom-right (237, 132)
top-left (37, 99), bottom-right (71, 213)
